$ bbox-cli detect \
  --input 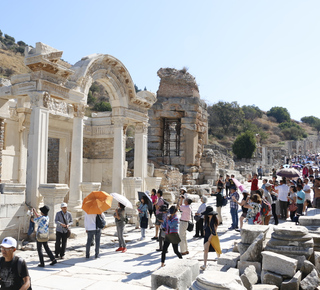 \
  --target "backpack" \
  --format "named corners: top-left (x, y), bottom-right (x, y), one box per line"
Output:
top-left (163, 199), bottom-right (169, 207)
top-left (96, 214), bottom-right (106, 229)
top-left (0, 256), bottom-right (32, 290)
top-left (261, 198), bottom-right (271, 217)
